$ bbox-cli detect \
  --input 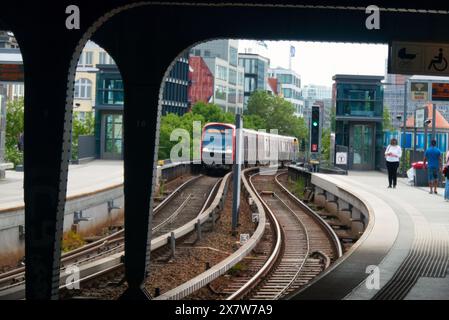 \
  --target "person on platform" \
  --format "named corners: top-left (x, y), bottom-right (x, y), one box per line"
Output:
top-left (424, 139), bottom-right (442, 194)
top-left (385, 138), bottom-right (402, 188)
